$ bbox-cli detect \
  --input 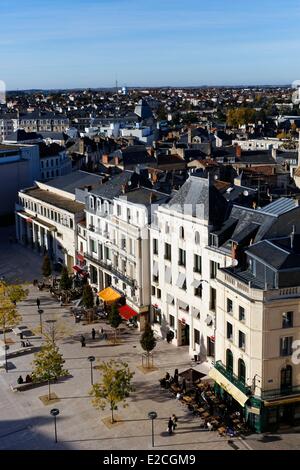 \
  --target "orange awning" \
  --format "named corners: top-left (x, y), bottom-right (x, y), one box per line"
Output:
top-left (98, 287), bottom-right (122, 304)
